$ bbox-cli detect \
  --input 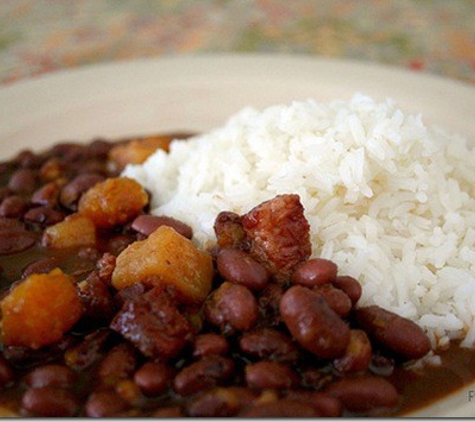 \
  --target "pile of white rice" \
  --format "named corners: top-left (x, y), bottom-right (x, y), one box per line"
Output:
top-left (124, 94), bottom-right (475, 350)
